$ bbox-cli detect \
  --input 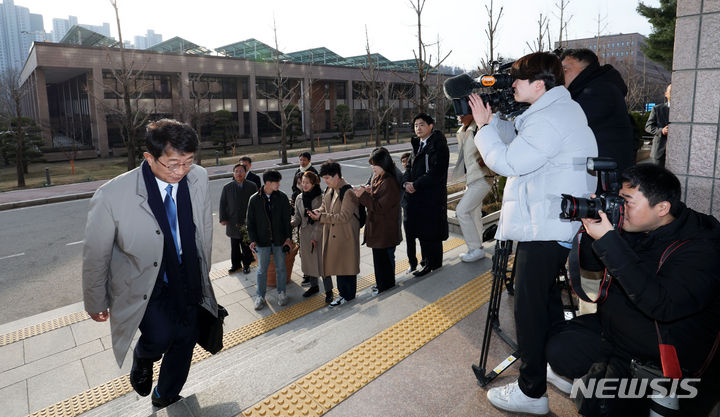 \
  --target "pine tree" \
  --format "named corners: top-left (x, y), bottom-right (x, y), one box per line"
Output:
top-left (637, 0), bottom-right (677, 71)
